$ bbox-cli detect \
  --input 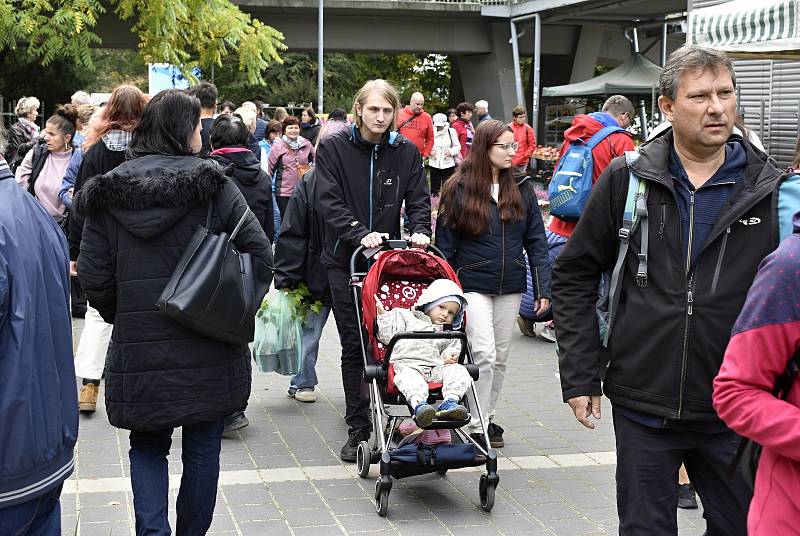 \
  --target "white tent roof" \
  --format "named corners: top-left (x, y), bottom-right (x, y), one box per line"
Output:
top-left (688, 0), bottom-right (800, 59)
top-left (542, 53), bottom-right (661, 97)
